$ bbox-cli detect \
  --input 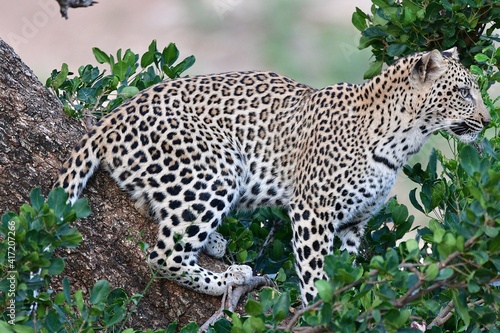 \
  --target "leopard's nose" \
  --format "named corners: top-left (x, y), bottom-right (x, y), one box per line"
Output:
top-left (480, 107), bottom-right (491, 127)
top-left (481, 115), bottom-right (491, 127)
